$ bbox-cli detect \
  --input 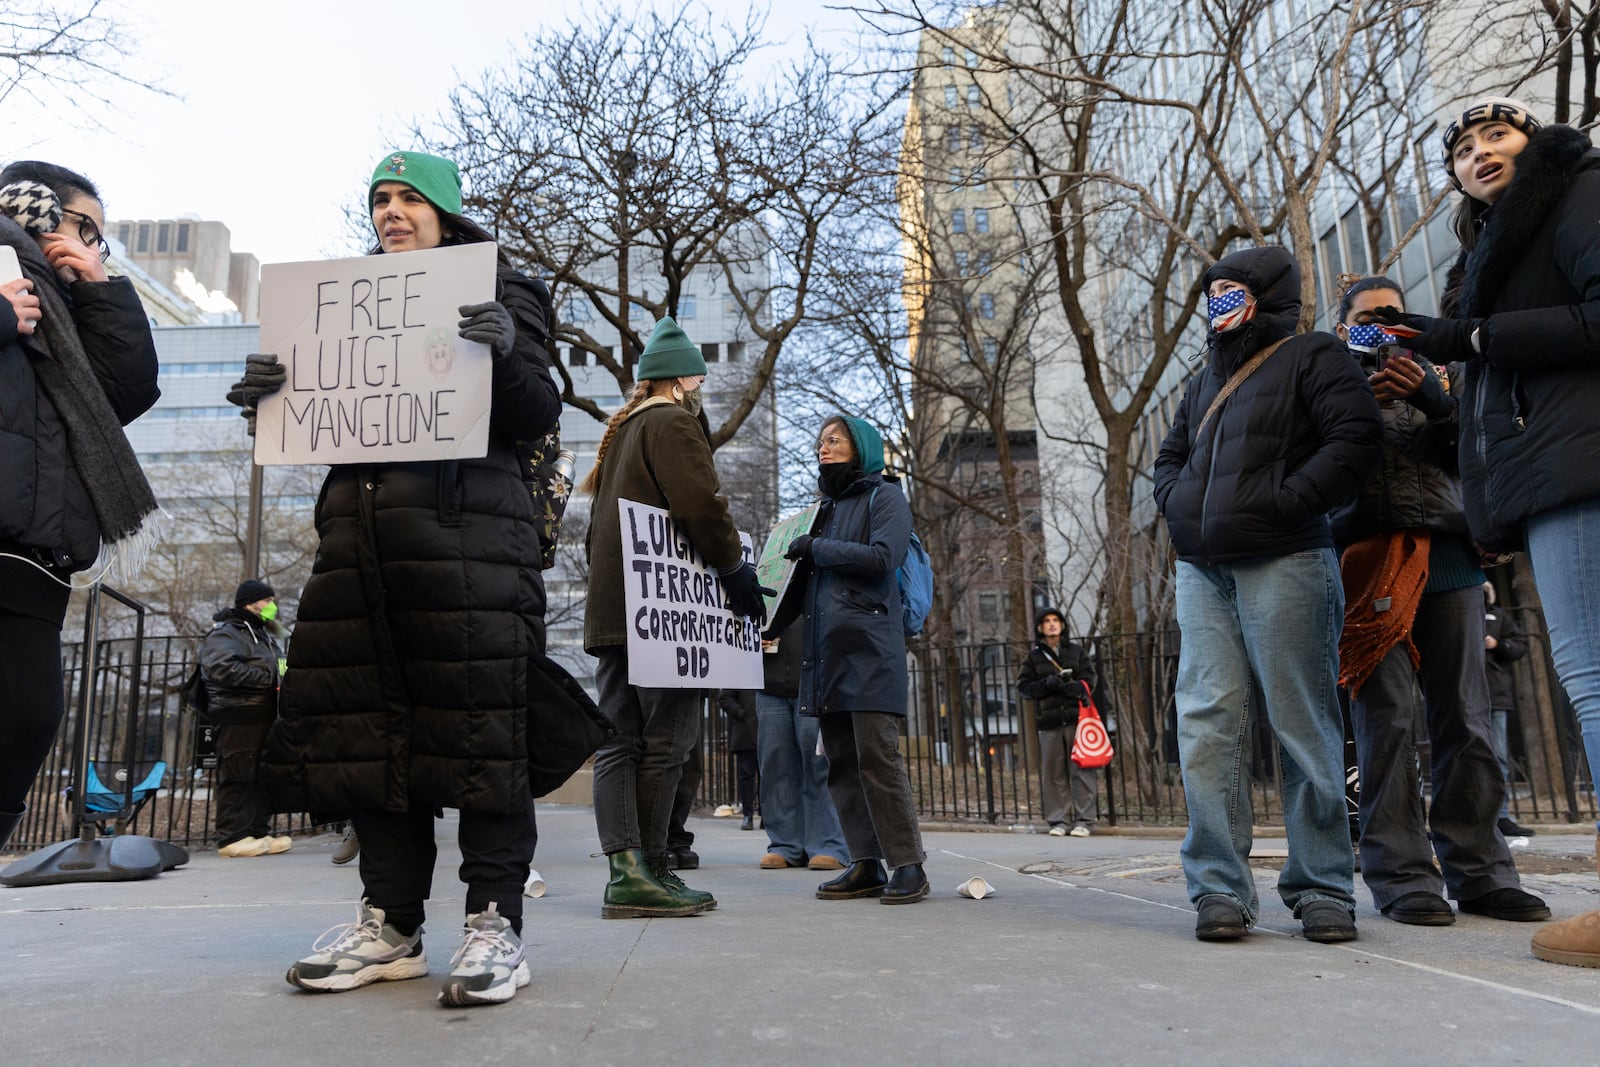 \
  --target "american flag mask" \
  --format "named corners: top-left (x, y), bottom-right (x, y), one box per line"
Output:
top-left (1345, 323), bottom-right (1397, 352)
top-left (1207, 288), bottom-right (1256, 332)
